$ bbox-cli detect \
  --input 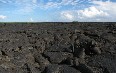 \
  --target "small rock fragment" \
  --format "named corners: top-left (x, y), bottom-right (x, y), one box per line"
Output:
top-left (45, 65), bottom-right (81, 73)
top-left (21, 63), bottom-right (31, 73)
top-left (76, 64), bottom-right (94, 73)
top-left (74, 48), bottom-right (85, 59)
top-left (44, 52), bottom-right (73, 63)
top-left (33, 54), bottom-right (50, 71)
top-left (65, 57), bottom-right (74, 65)
top-left (73, 57), bottom-right (79, 66)
top-left (92, 47), bottom-right (101, 54)
top-left (60, 65), bottom-right (81, 73)
top-left (45, 64), bottom-right (60, 73)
